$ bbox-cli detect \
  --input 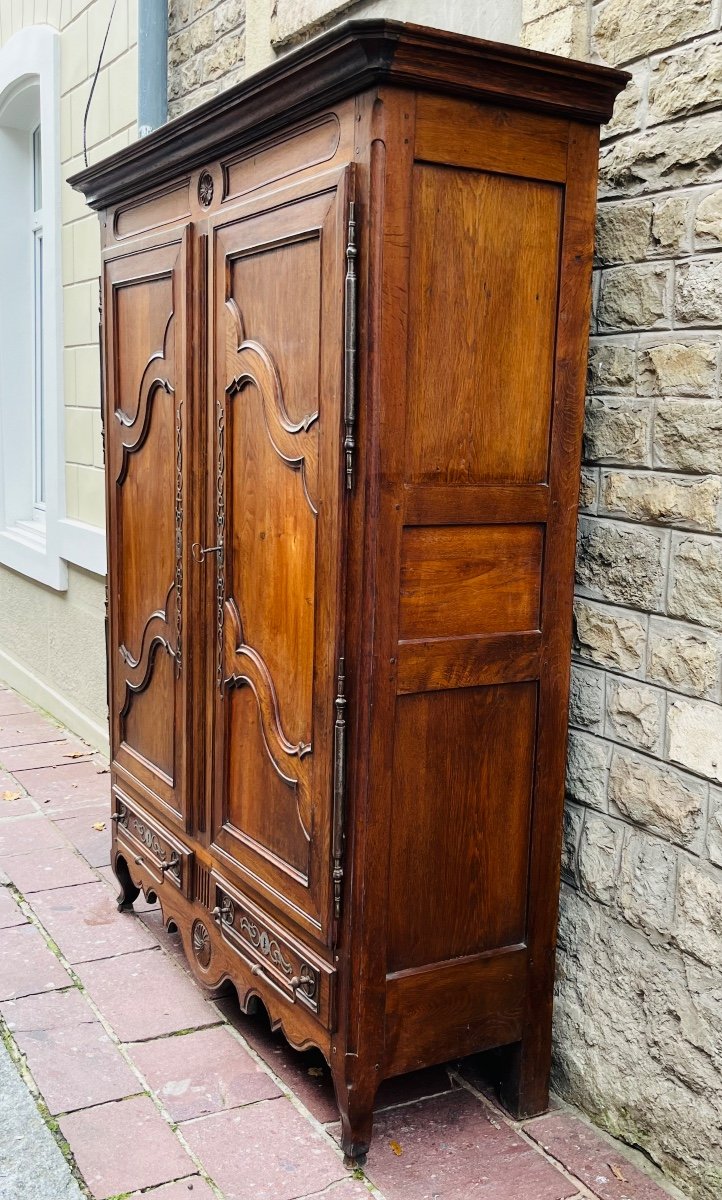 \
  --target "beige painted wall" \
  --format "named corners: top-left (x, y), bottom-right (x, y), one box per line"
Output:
top-left (0, 0), bottom-right (139, 752)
